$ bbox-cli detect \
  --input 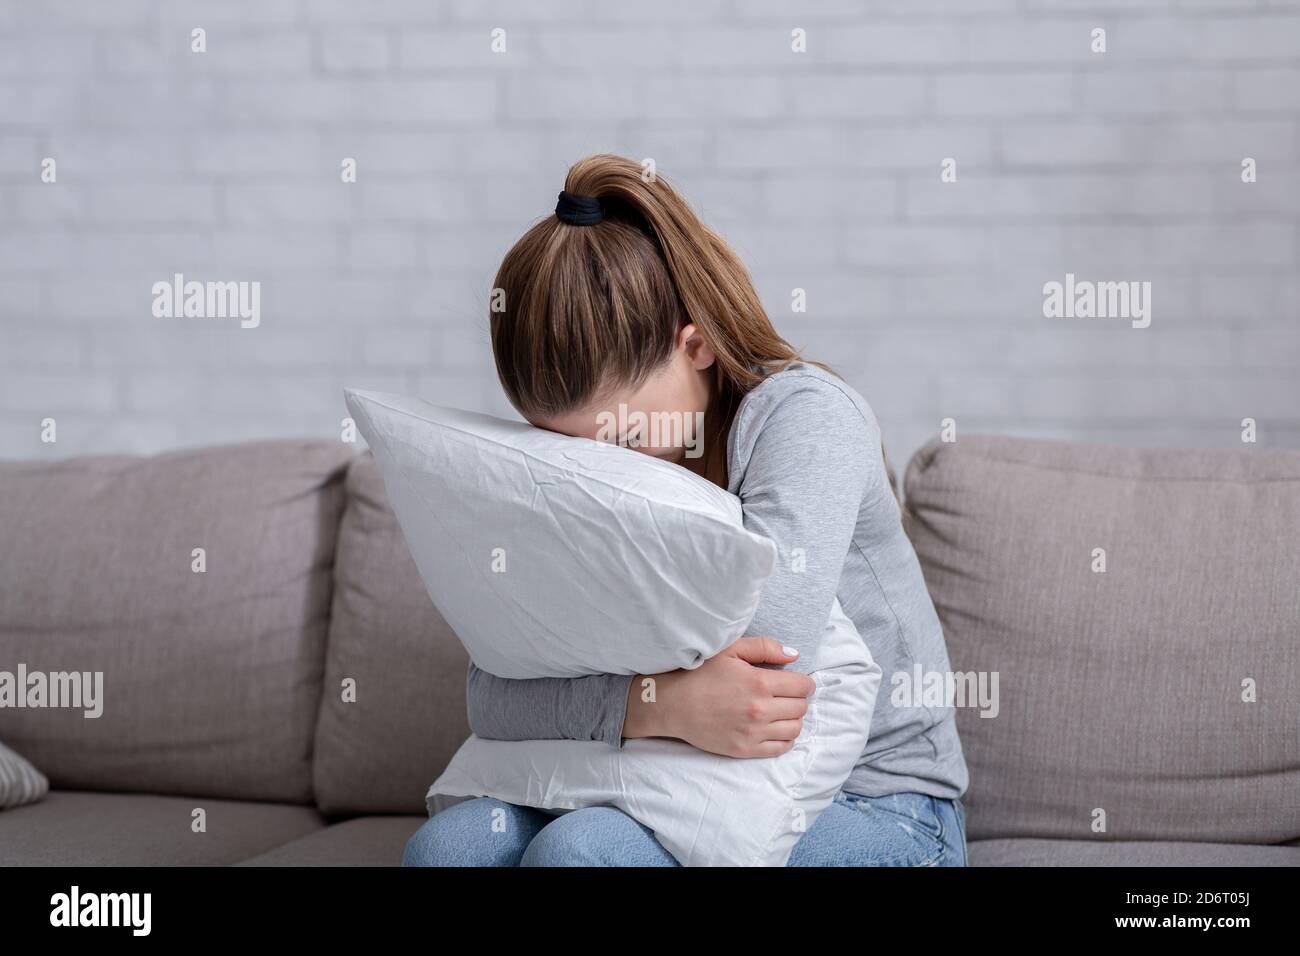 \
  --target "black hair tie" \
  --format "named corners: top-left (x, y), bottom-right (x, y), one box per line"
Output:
top-left (555, 190), bottom-right (604, 226)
